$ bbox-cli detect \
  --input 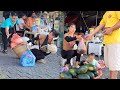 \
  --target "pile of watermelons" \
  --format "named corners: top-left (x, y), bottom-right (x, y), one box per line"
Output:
top-left (59, 64), bottom-right (99, 79)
